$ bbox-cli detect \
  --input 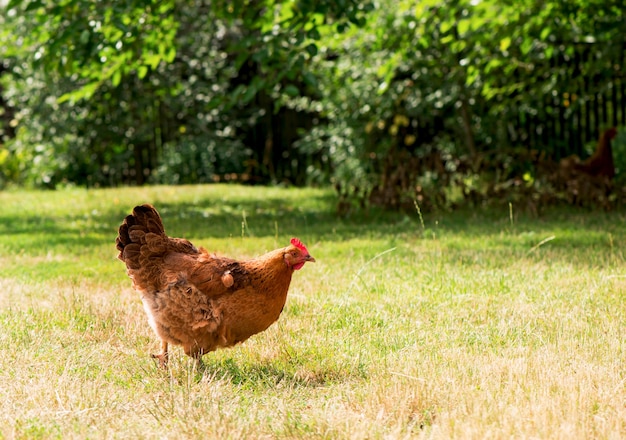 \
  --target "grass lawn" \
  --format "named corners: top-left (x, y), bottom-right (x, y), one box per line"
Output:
top-left (0, 184), bottom-right (624, 439)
